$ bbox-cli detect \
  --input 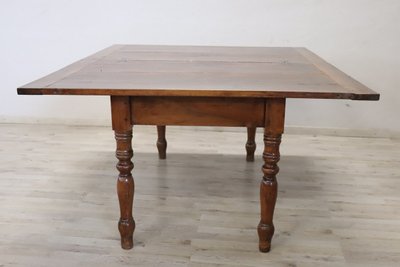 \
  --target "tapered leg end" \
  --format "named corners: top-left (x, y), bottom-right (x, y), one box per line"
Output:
top-left (246, 154), bottom-right (255, 162)
top-left (157, 145), bottom-right (167, 160)
top-left (258, 222), bottom-right (274, 253)
top-left (119, 218), bottom-right (135, 250)
top-left (259, 243), bottom-right (271, 253)
top-left (121, 236), bottom-right (134, 250)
